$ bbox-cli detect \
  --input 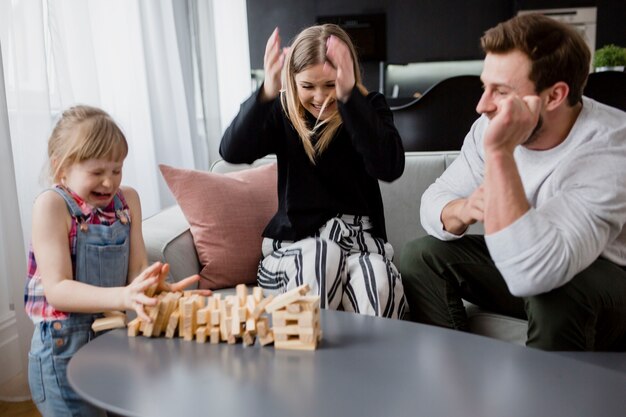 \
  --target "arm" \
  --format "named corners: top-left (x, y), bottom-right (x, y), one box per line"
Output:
top-left (420, 117), bottom-right (486, 239)
top-left (219, 91), bottom-right (280, 164)
top-left (325, 35), bottom-right (404, 181)
top-left (32, 191), bottom-right (158, 316)
top-left (486, 142), bottom-right (626, 296)
top-left (338, 90), bottom-right (405, 182)
top-left (220, 28), bottom-right (286, 164)
top-left (33, 190), bottom-right (201, 321)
